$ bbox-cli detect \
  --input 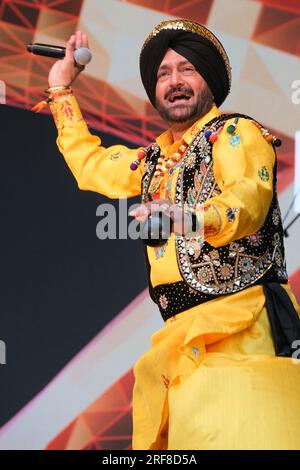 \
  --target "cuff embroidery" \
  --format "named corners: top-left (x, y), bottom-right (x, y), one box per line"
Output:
top-left (49, 94), bottom-right (83, 129)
